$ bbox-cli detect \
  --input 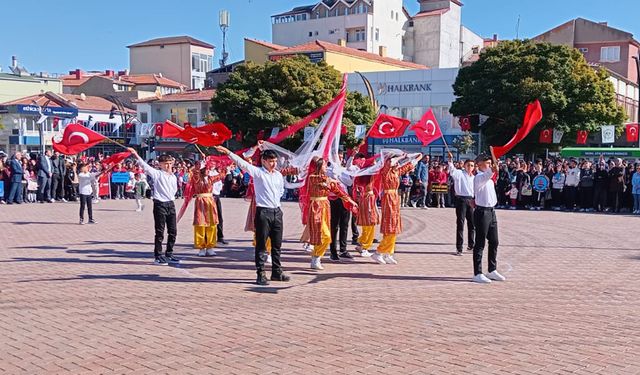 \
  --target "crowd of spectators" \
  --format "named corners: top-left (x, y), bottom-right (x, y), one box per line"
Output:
top-left (2, 149), bottom-right (640, 215)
